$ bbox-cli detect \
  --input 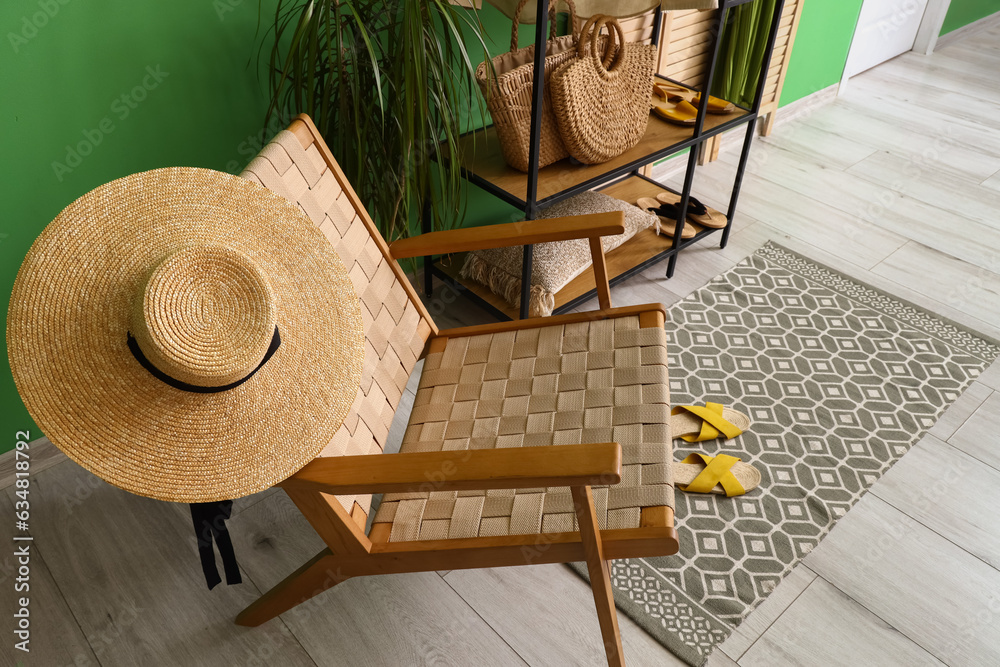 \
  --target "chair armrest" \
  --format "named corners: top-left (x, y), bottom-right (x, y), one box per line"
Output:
top-left (388, 212), bottom-right (626, 259)
top-left (279, 443), bottom-right (622, 495)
